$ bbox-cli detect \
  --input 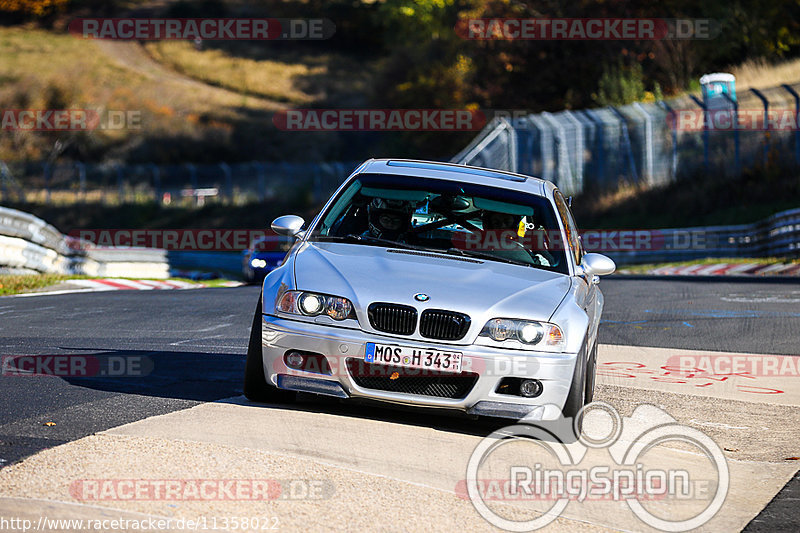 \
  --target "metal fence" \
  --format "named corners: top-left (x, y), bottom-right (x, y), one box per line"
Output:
top-left (0, 160), bottom-right (360, 206)
top-left (453, 82), bottom-right (800, 197)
